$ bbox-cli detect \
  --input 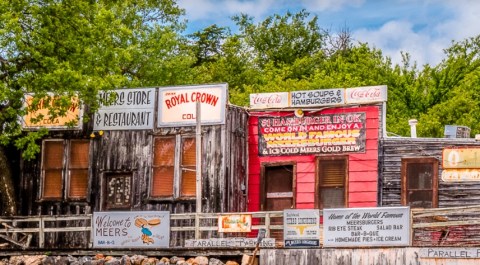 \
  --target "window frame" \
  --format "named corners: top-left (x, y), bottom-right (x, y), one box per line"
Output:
top-left (315, 156), bottom-right (349, 209)
top-left (150, 134), bottom-right (197, 201)
top-left (401, 157), bottom-right (439, 208)
top-left (260, 161), bottom-right (297, 211)
top-left (40, 139), bottom-right (91, 202)
top-left (102, 172), bottom-right (133, 210)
